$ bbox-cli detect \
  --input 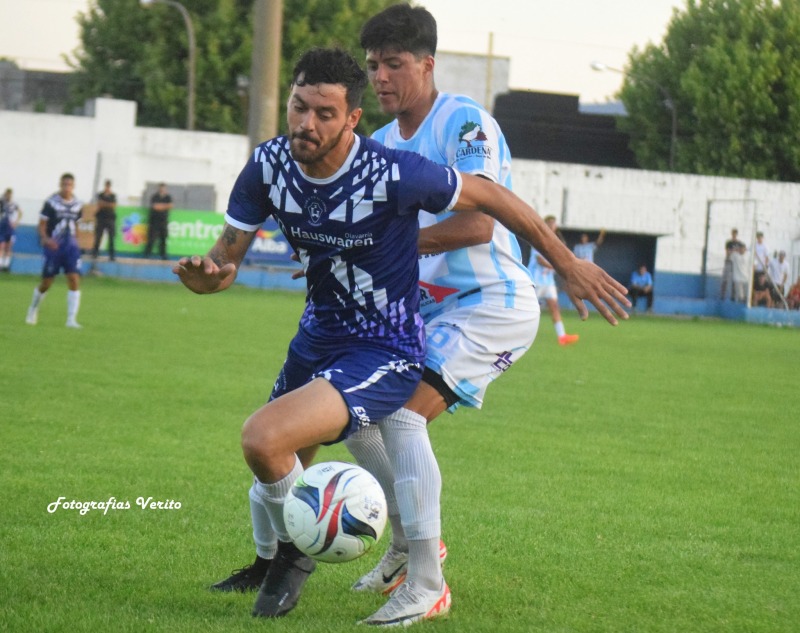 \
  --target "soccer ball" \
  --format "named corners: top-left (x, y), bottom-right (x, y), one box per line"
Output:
top-left (283, 461), bottom-right (387, 563)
